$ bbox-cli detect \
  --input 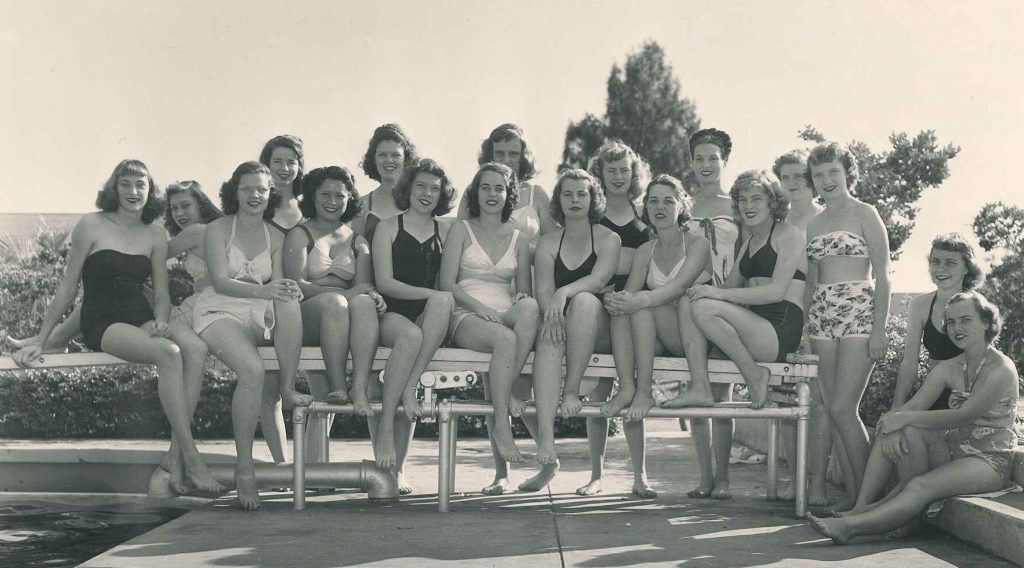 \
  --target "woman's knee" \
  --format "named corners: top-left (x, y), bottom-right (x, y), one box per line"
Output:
top-left (494, 326), bottom-right (517, 355)
top-left (348, 293), bottom-right (375, 314)
top-left (690, 298), bottom-right (724, 326)
top-left (323, 293), bottom-right (350, 316)
top-left (396, 324), bottom-right (423, 351)
top-left (425, 291), bottom-right (455, 315)
top-left (827, 399), bottom-right (859, 422)
top-left (153, 339), bottom-right (183, 366)
top-left (567, 292), bottom-right (602, 319)
top-left (516, 297), bottom-right (540, 318)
